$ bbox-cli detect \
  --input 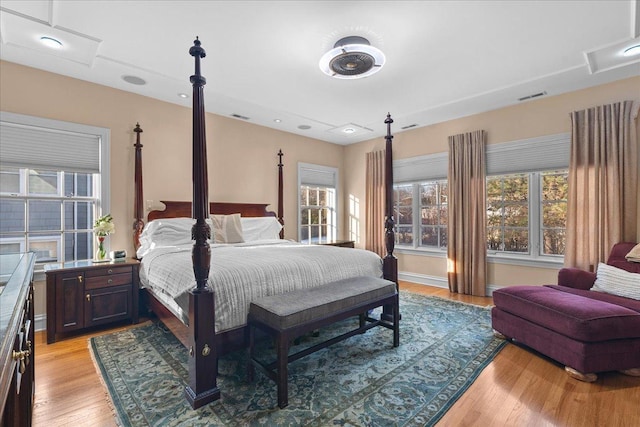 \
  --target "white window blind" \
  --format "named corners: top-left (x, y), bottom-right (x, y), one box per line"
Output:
top-left (393, 152), bottom-right (448, 183)
top-left (298, 162), bottom-right (338, 188)
top-left (486, 133), bottom-right (570, 176)
top-left (0, 120), bottom-right (101, 173)
top-left (391, 133), bottom-right (570, 183)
